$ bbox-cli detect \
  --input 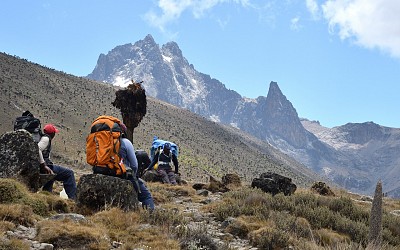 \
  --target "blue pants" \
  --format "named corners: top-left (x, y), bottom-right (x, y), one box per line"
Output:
top-left (128, 176), bottom-right (155, 210)
top-left (42, 164), bottom-right (77, 200)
